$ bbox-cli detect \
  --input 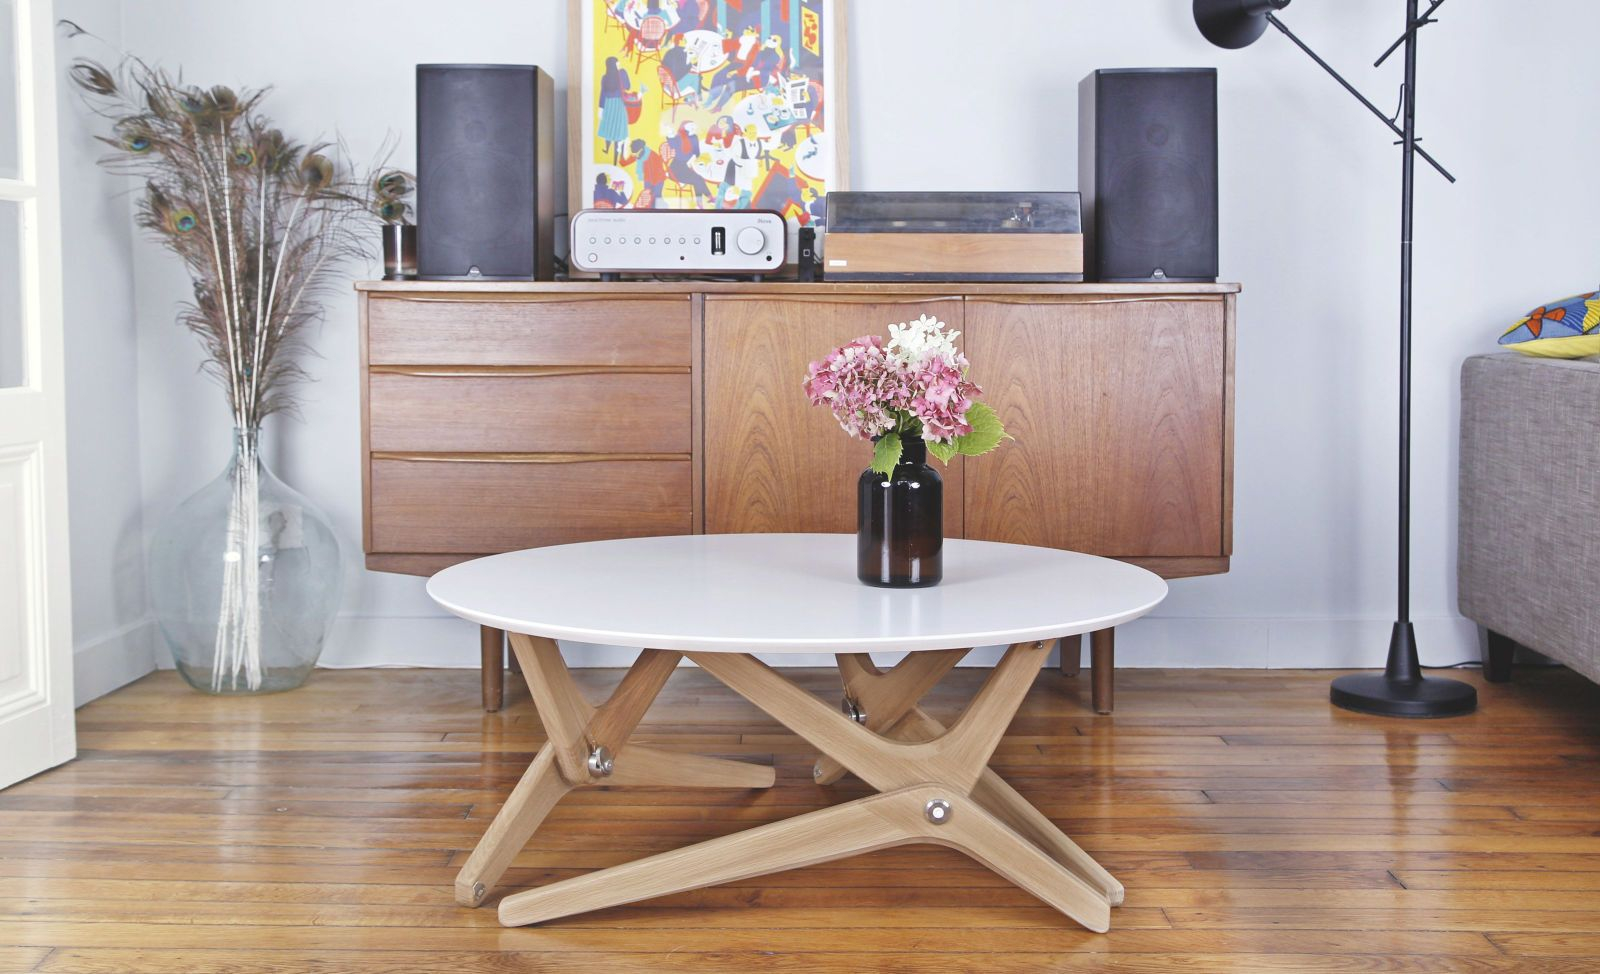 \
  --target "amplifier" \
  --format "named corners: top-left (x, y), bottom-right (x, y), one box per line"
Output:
top-left (570, 210), bottom-right (786, 278)
top-left (823, 191), bottom-right (1083, 283)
